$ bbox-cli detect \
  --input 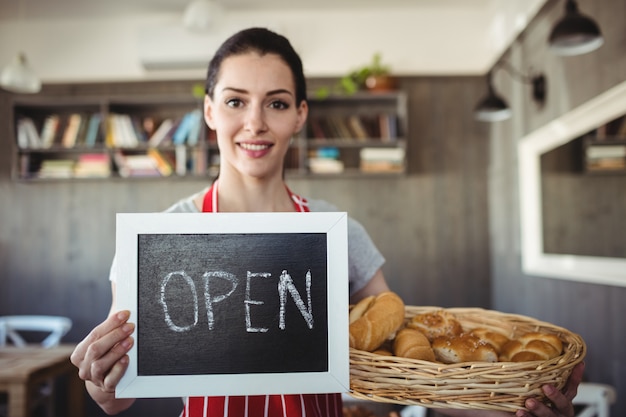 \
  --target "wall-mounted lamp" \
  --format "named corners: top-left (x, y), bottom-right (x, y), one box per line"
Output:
top-left (0, 52), bottom-right (41, 94)
top-left (474, 62), bottom-right (546, 123)
top-left (182, 0), bottom-right (221, 32)
top-left (549, 0), bottom-right (604, 56)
